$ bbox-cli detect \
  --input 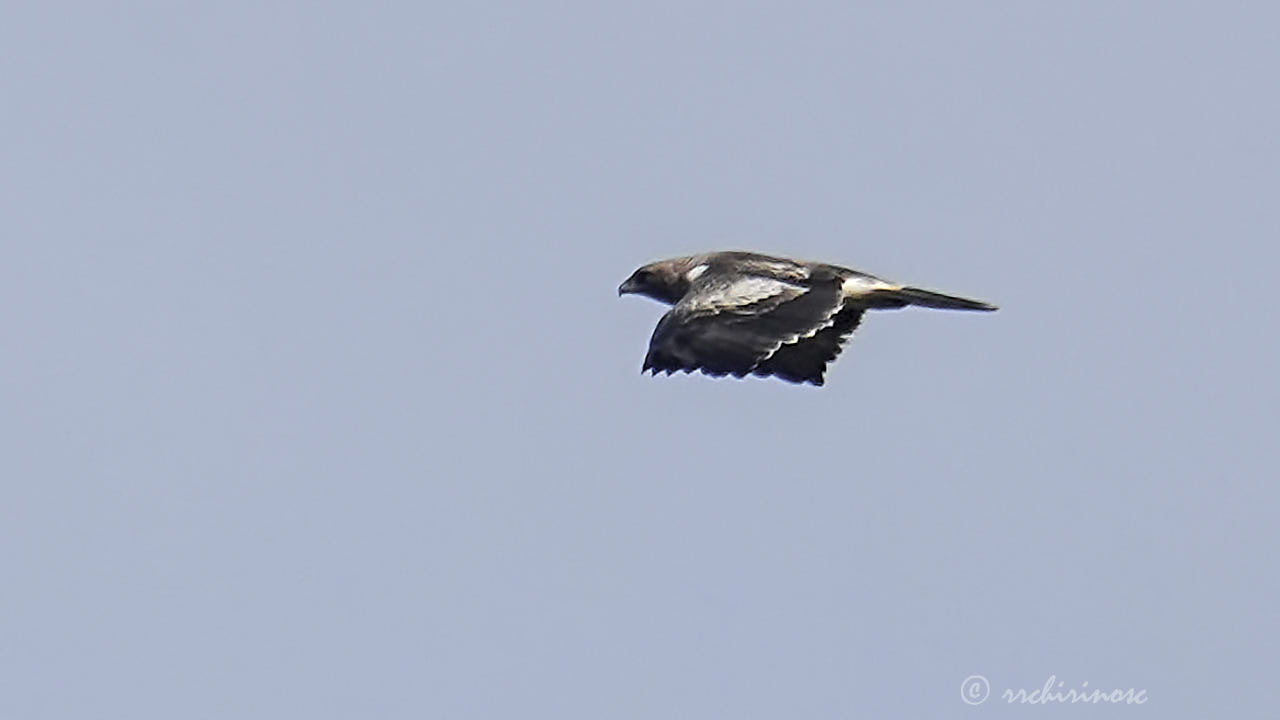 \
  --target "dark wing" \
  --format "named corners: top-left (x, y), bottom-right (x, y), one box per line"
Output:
top-left (642, 272), bottom-right (846, 382)
top-left (751, 305), bottom-right (864, 385)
